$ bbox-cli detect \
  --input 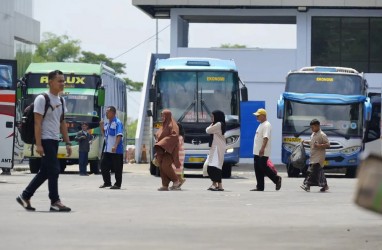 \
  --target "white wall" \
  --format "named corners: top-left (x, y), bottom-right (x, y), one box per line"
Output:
top-left (168, 7), bottom-right (382, 164)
